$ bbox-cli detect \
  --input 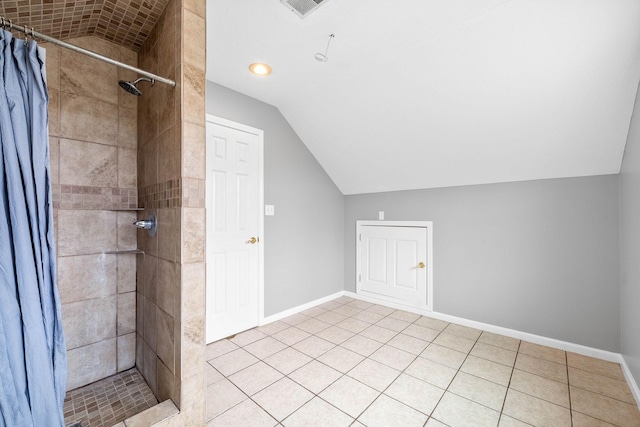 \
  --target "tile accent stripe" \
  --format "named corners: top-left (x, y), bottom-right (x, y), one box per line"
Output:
top-left (53, 184), bottom-right (137, 210)
top-left (138, 178), bottom-right (204, 209)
